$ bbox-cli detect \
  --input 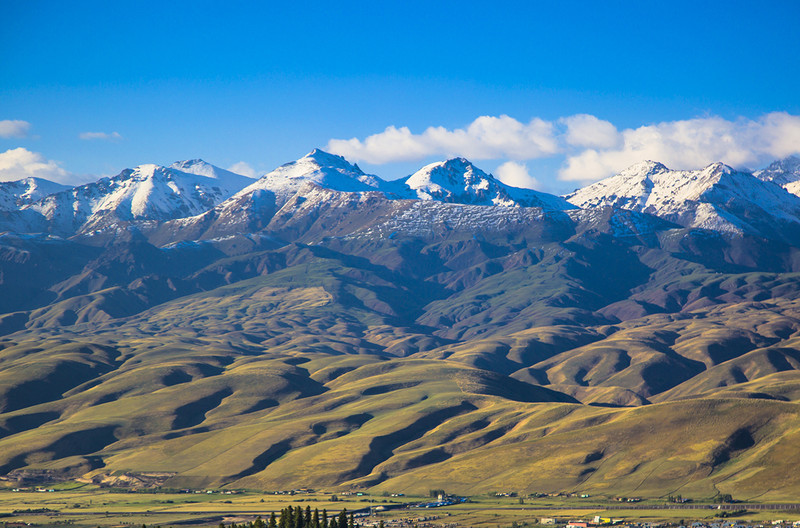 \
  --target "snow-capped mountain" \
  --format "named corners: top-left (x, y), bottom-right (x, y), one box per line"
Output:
top-left (0, 177), bottom-right (71, 210)
top-left (168, 159), bottom-right (252, 182)
top-left (564, 161), bottom-right (800, 239)
top-left (243, 149), bottom-right (385, 204)
top-left (754, 155), bottom-right (800, 196)
top-left (156, 149), bottom-right (389, 241)
top-left (155, 150), bottom-right (578, 243)
top-left (400, 158), bottom-right (573, 210)
top-left (25, 161), bottom-right (252, 235)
